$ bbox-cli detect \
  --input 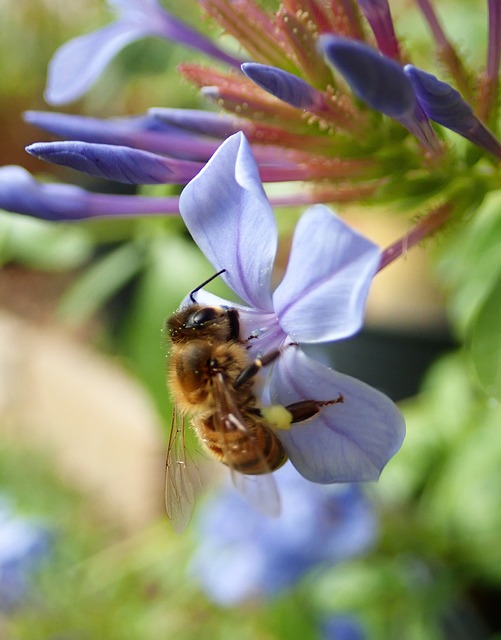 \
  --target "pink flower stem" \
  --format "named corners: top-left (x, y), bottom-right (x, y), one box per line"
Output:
top-left (414, 0), bottom-right (472, 101)
top-left (377, 202), bottom-right (452, 272)
top-left (479, 0), bottom-right (501, 124)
